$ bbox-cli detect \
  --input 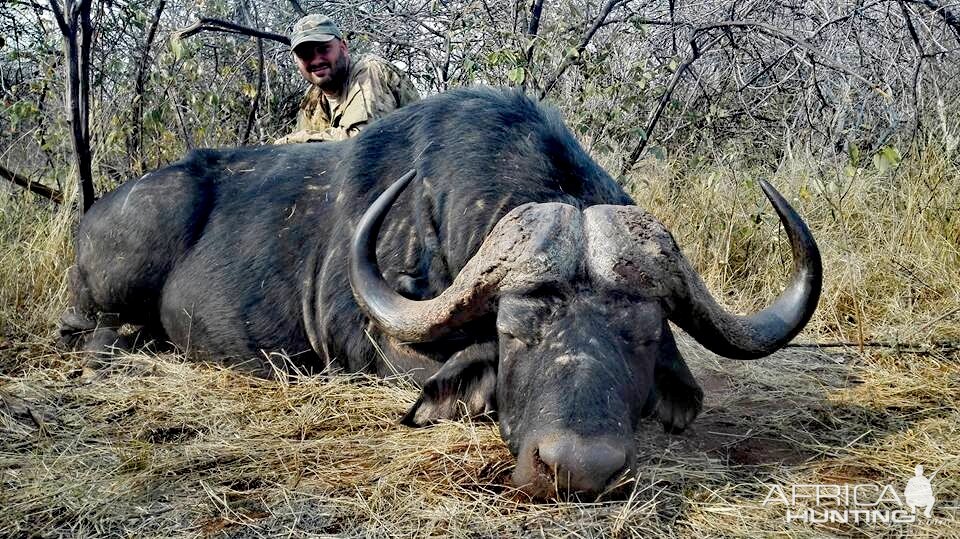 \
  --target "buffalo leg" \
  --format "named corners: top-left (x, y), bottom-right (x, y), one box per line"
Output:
top-left (643, 329), bottom-right (704, 434)
top-left (59, 265), bottom-right (165, 357)
top-left (401, 341), bottom-right (498, 426)
top-left (59, 310), bottom-right (132, 359)
top-left (58, 266), bottom-right (103, 350)
top-left (81, 327), bottom-right (132, 357)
